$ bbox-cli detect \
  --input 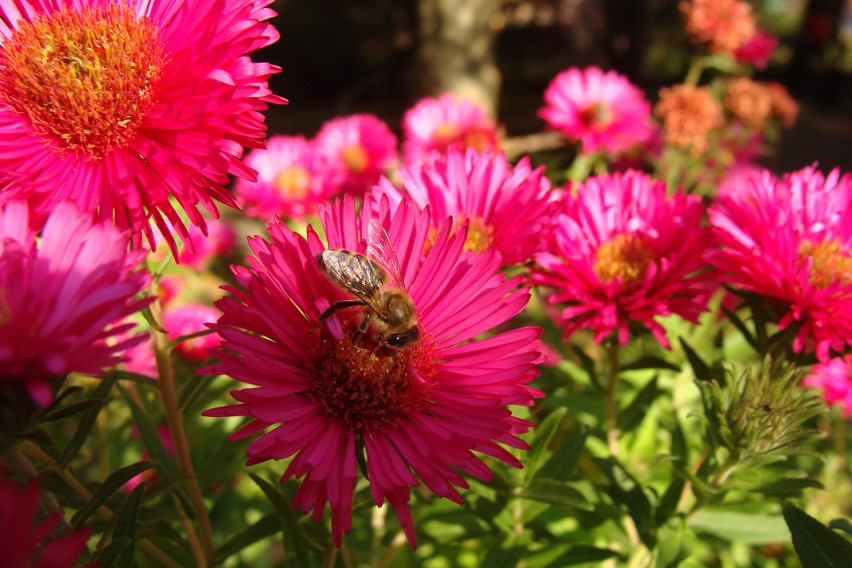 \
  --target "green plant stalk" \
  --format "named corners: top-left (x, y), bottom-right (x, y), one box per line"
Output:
top-left (150, 298), bottom-right (215, 567)
top-left (683, 56), bottom-right (704, 87)
top-left (605, 339), bottom-right (621, 459)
